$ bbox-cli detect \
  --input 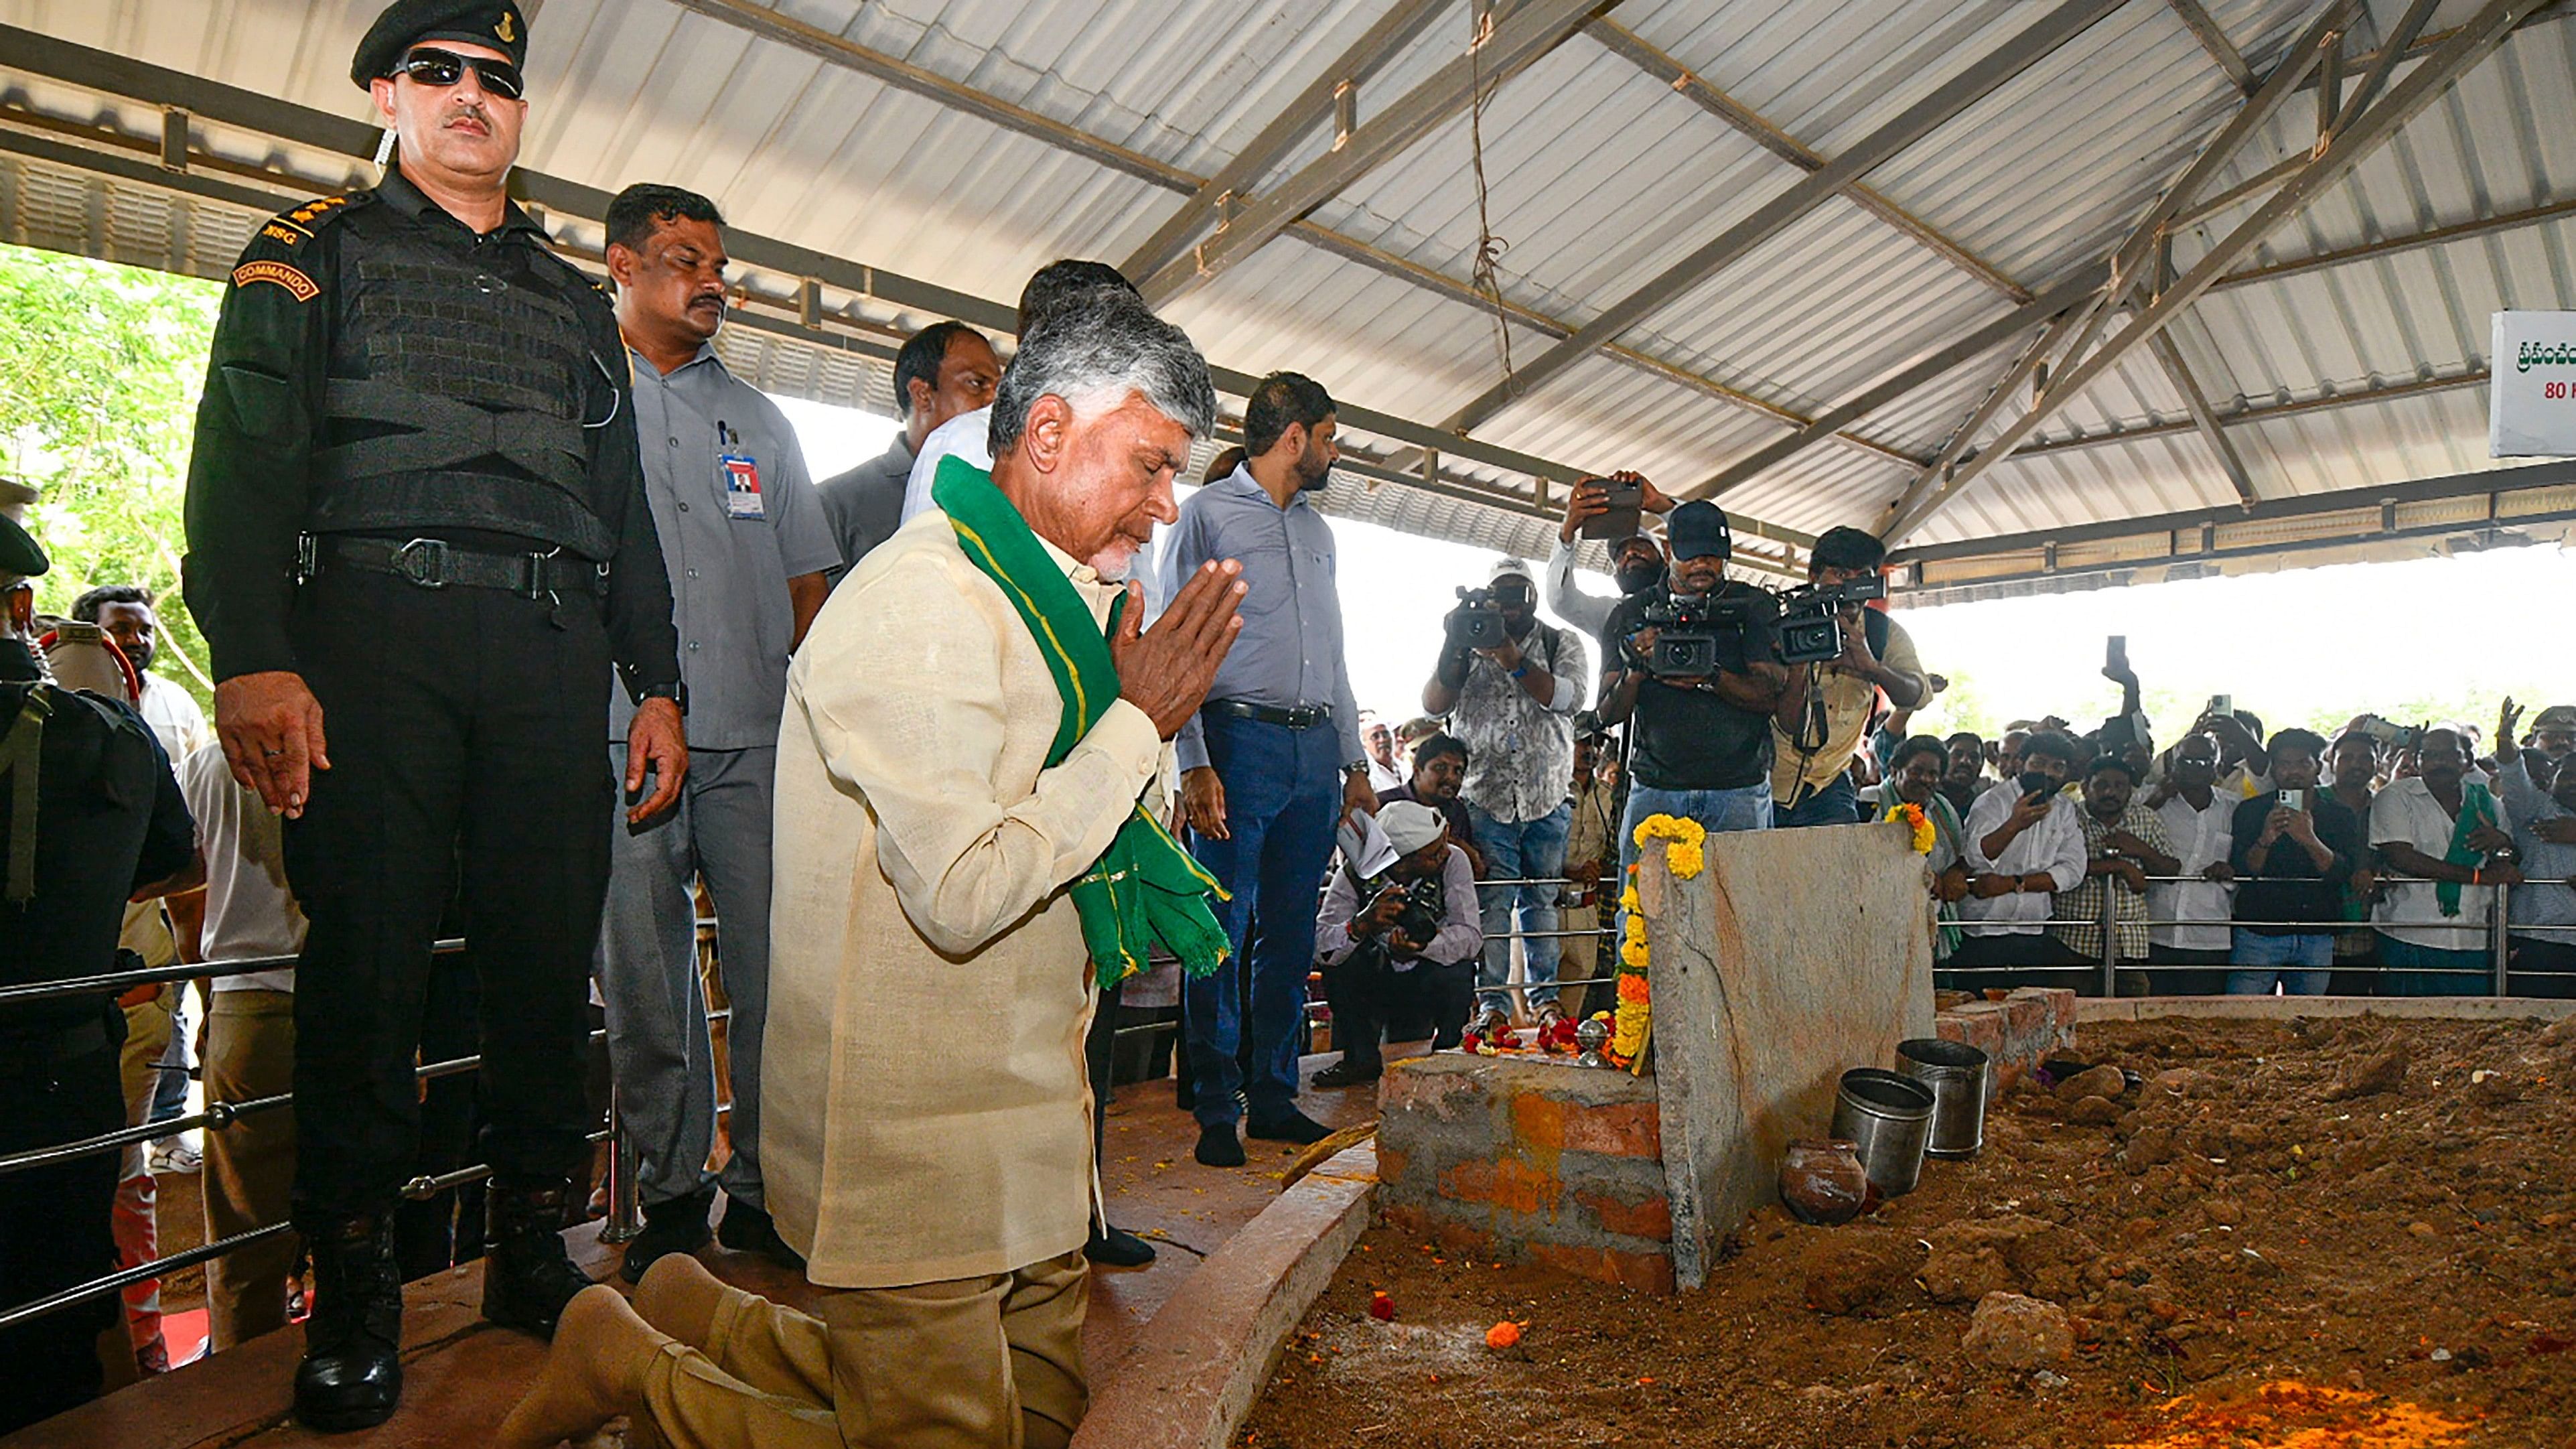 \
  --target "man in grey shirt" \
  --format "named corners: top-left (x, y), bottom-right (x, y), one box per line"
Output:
top-left (1163, 372), bottom-right (1376, 1168)
top-left (814, 320), bottom-right (997, 582)
top-left (597, 185), bottom-right (837, 1277)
